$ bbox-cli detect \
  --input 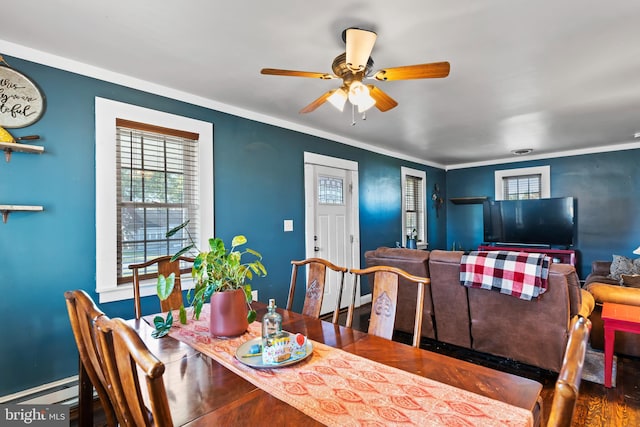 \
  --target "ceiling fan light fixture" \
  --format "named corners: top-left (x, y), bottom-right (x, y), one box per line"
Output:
top-left (348, 81), bottom-right (368, 103)
top-left (348, 81), bottom-right (376, 113)
top-left (345, 28), bottom-right (377, 72)
top-left (327, 88), bottom-right (348, 112)
top-left (357, 93), bottom-right (376, 113)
